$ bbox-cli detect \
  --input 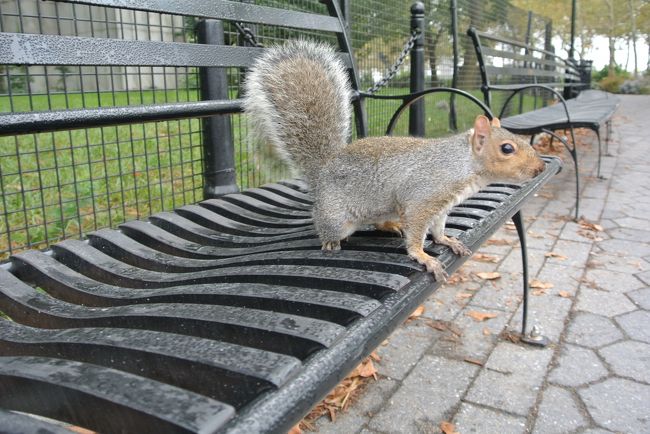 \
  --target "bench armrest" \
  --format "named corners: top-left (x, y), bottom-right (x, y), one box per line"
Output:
top-left (358, 87), bottom-right (494, 135)
top-left (486, 84), bottom-right (573, 126)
